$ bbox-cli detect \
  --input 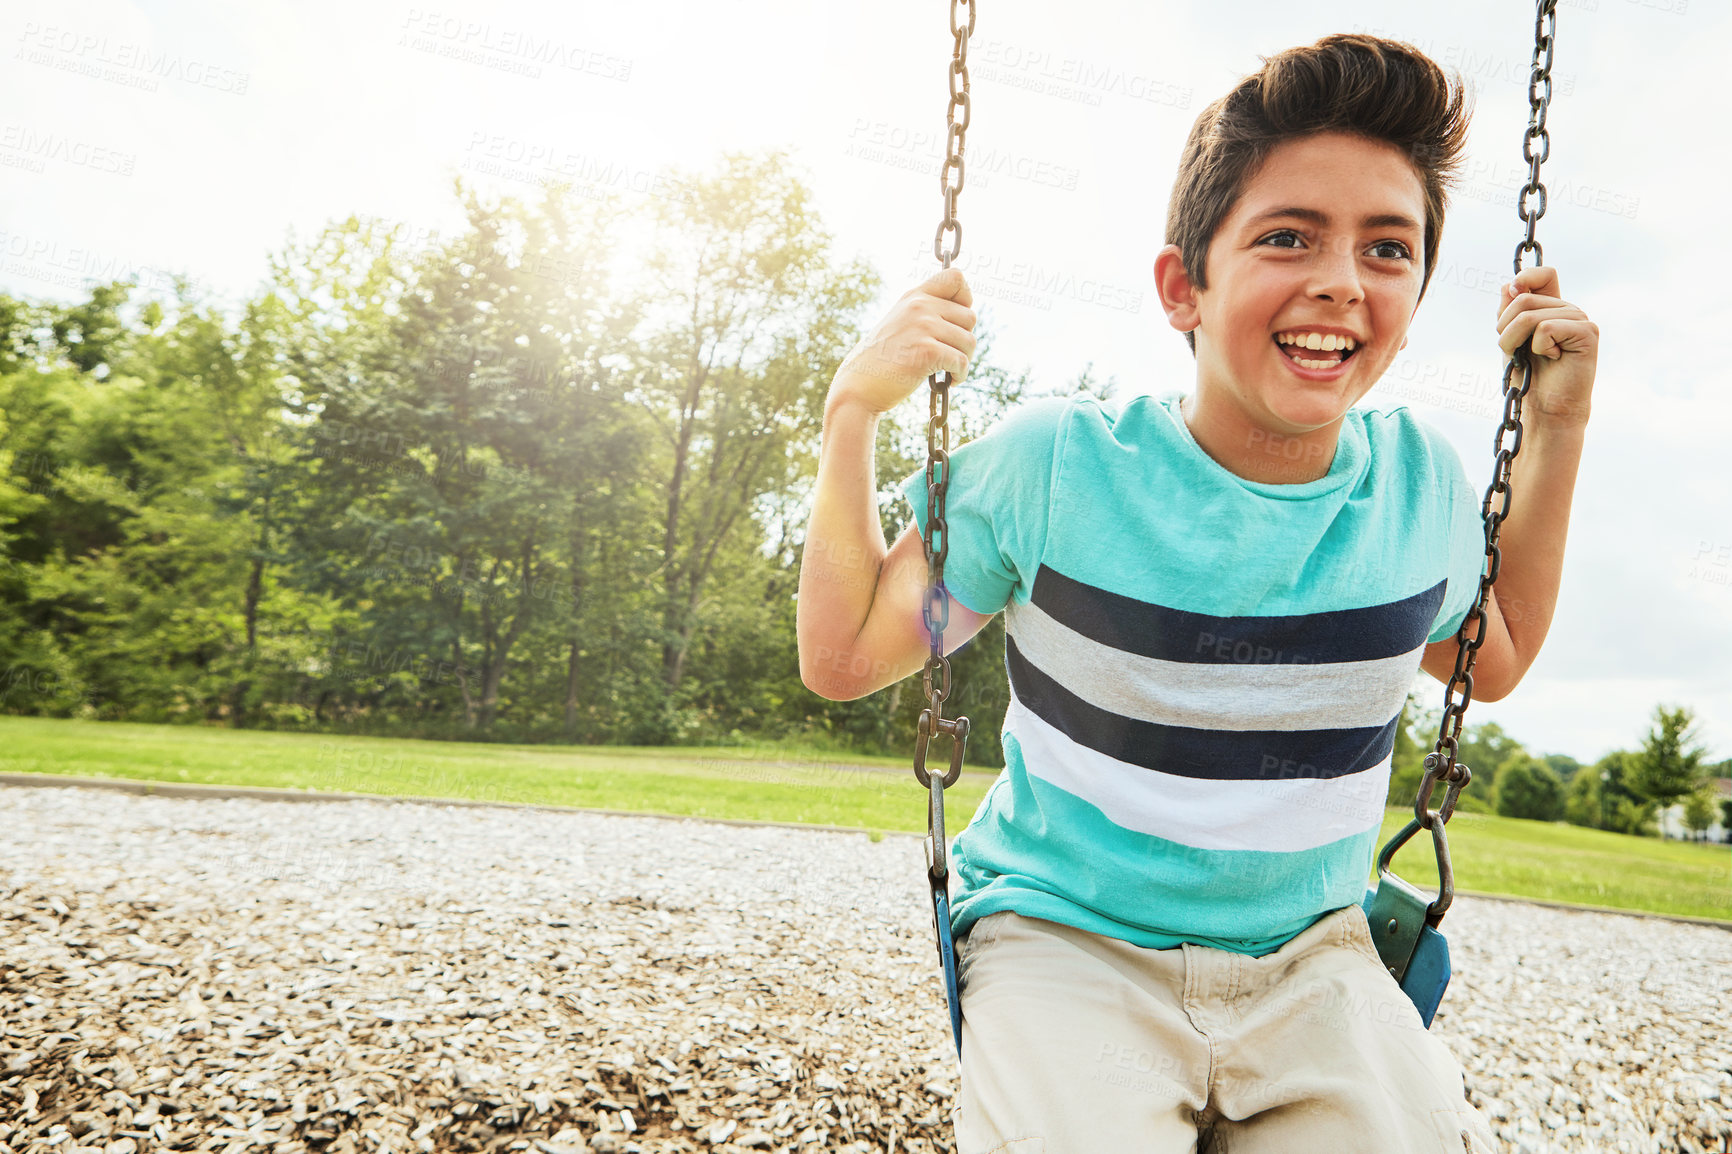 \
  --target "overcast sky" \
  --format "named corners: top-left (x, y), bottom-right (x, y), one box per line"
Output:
top-left (2, 0), bottom-right (1725, 767)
